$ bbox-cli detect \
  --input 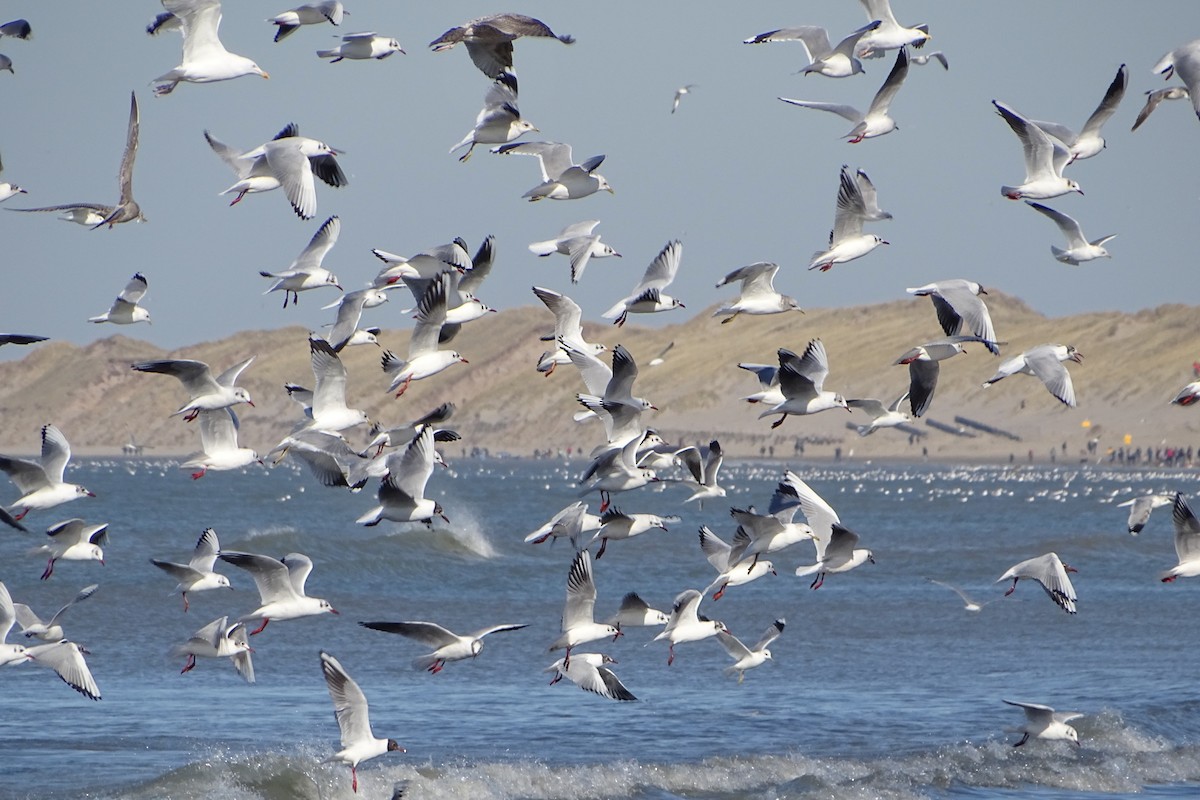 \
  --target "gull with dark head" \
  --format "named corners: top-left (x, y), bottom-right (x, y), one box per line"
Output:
top-left (320, 651), bottom-right (403, 793)
top-left (996, 552), bottom-right (1077, 613)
